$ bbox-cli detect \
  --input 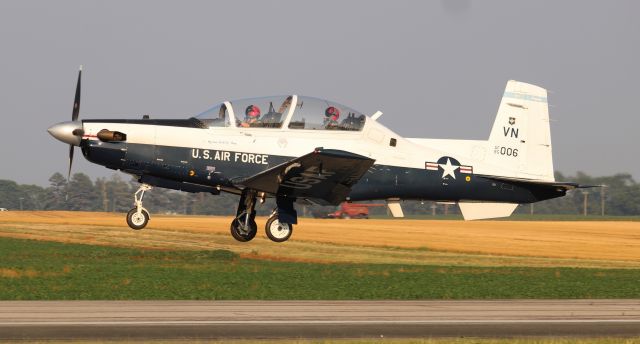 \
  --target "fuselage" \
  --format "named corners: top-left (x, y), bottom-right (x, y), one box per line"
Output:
top-left (77, 94), bottom-right (565, 205)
